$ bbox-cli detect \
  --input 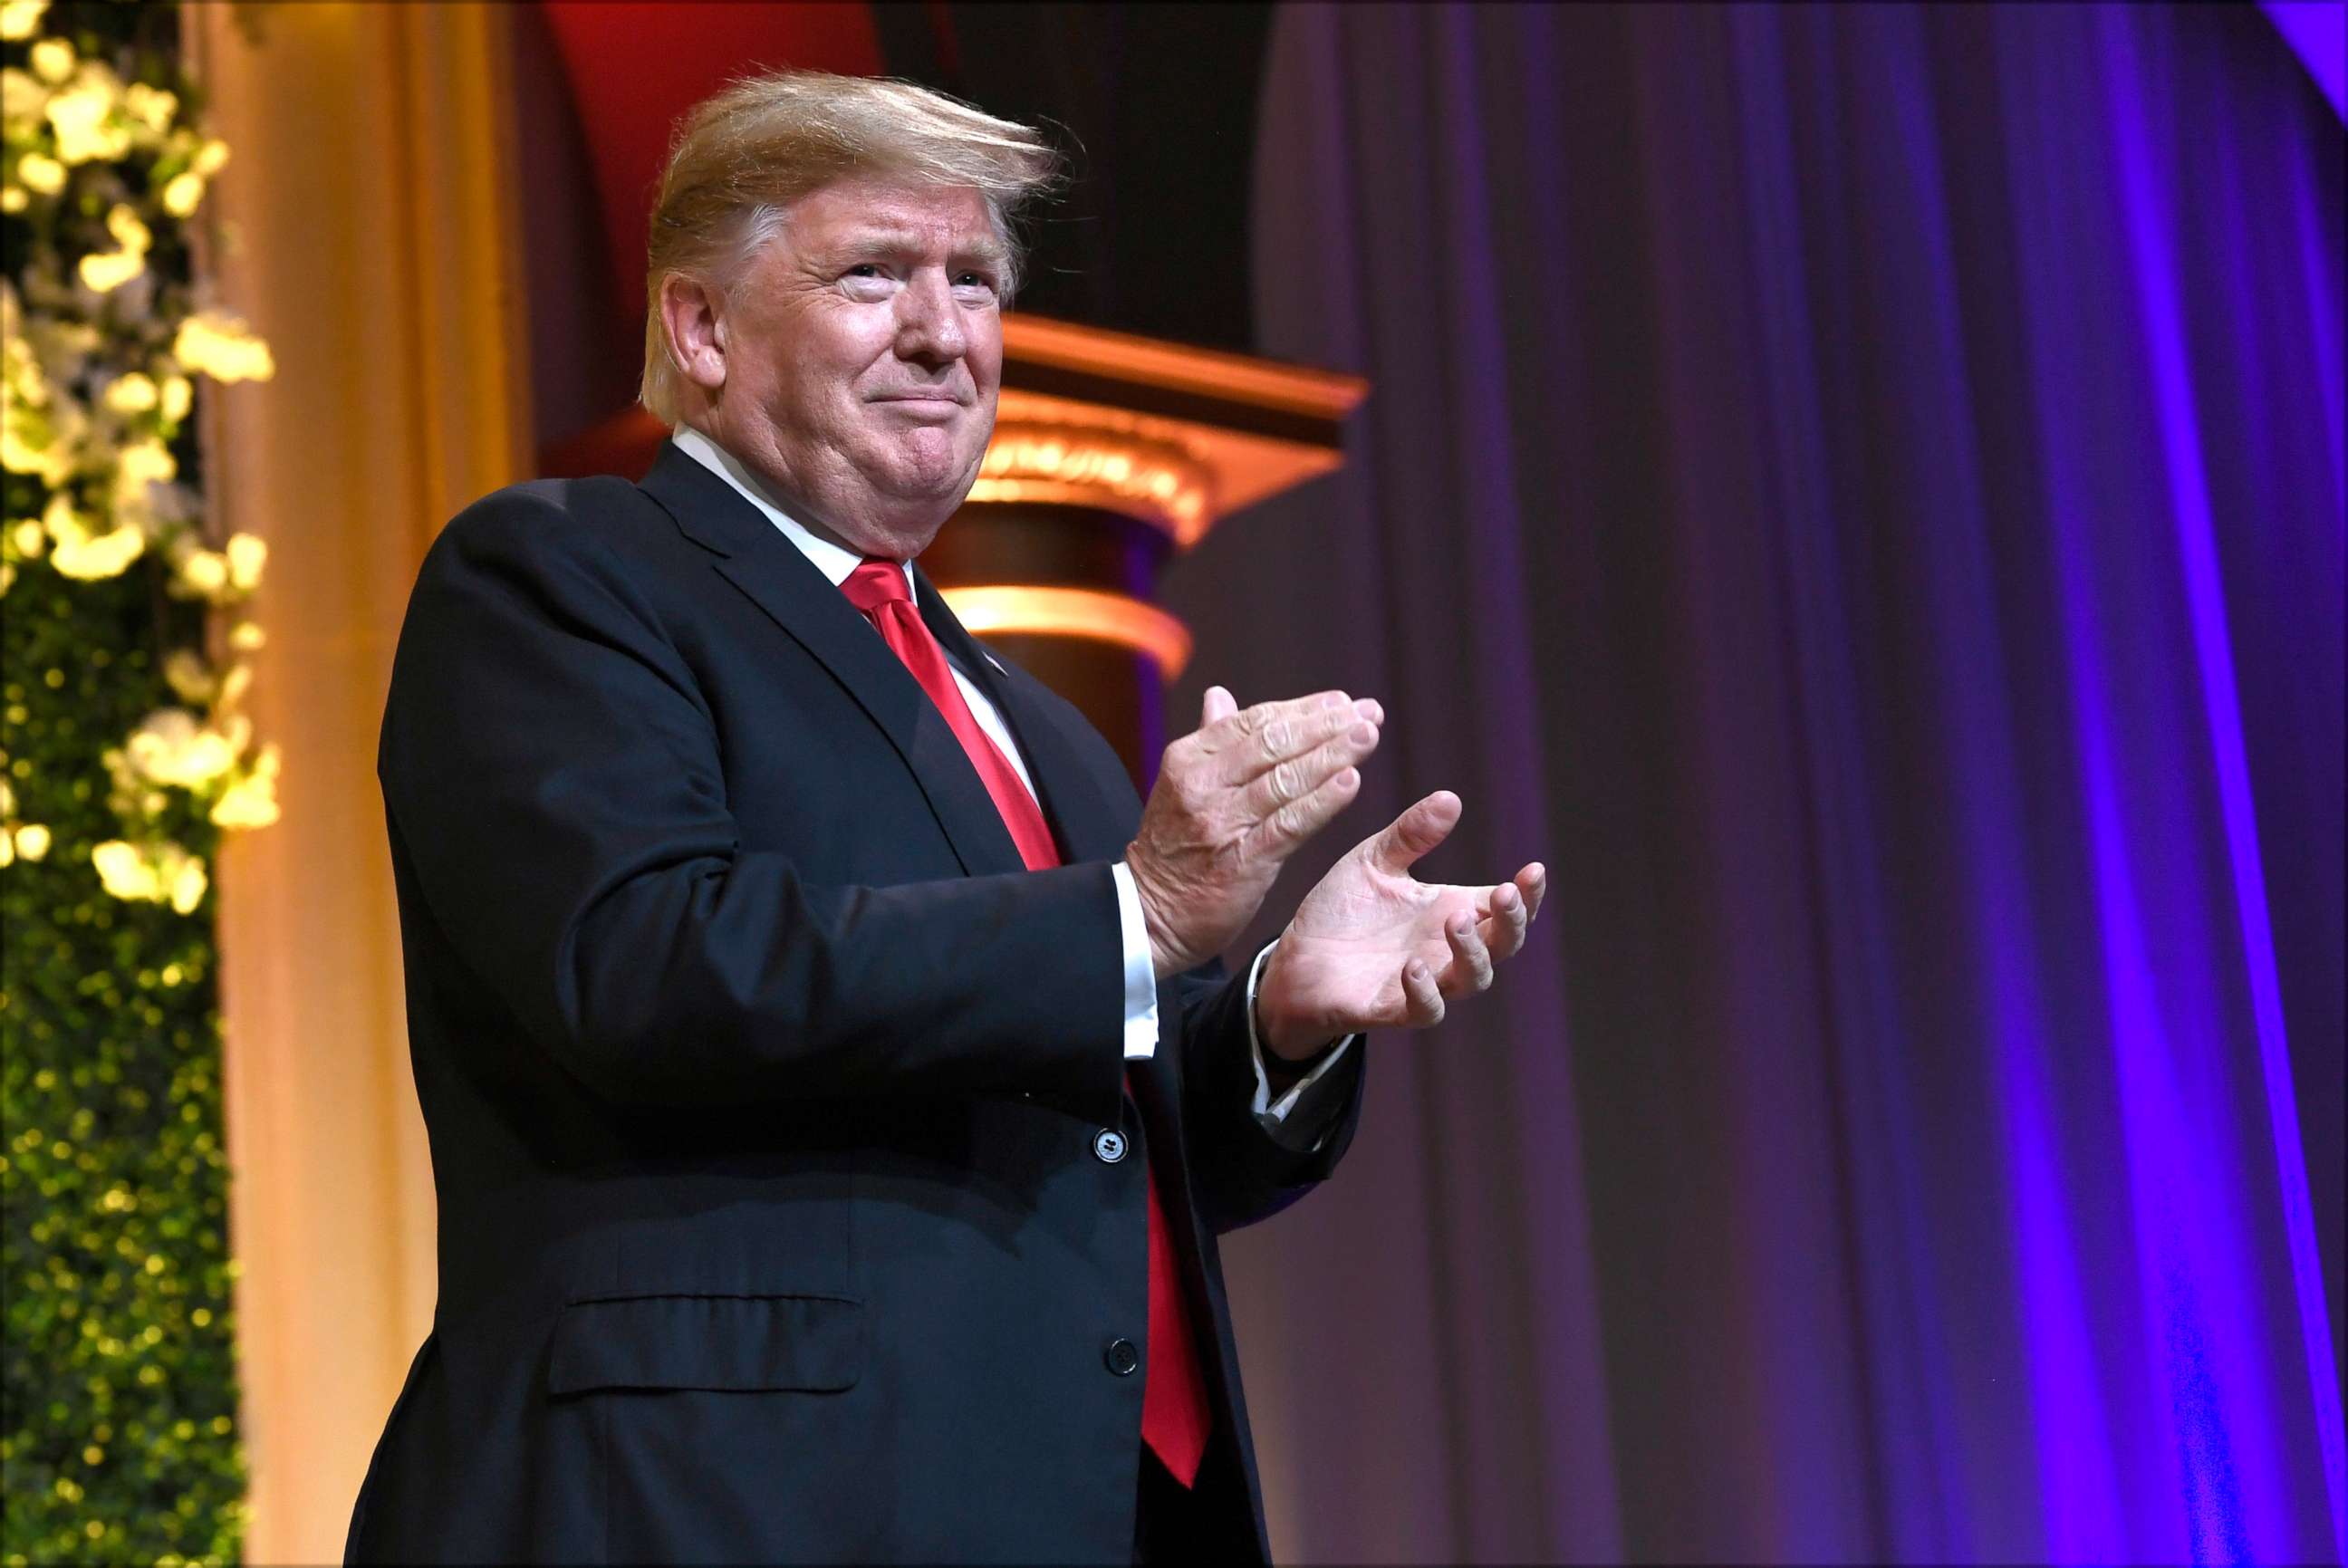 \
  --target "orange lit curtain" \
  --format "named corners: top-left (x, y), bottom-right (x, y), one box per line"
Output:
top-left (189, 5), bottom-right (533, 1562)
